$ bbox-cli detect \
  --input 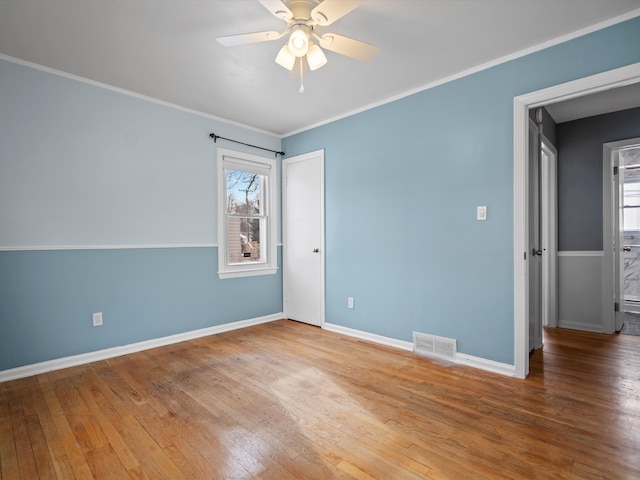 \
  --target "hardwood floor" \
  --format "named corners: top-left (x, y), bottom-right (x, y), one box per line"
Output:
top-left (1, 320), bottom-right (640, 479)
